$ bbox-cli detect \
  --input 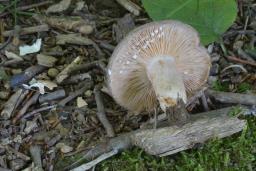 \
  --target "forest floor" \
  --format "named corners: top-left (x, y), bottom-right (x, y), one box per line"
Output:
top-left (0, 0), bottom-right (255, 171)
